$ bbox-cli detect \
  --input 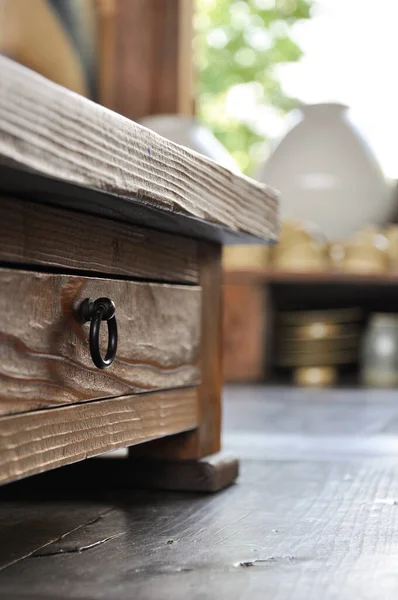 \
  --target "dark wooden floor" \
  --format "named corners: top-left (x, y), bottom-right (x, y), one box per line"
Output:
top-left (2, 385), bottom-right (398, 599)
